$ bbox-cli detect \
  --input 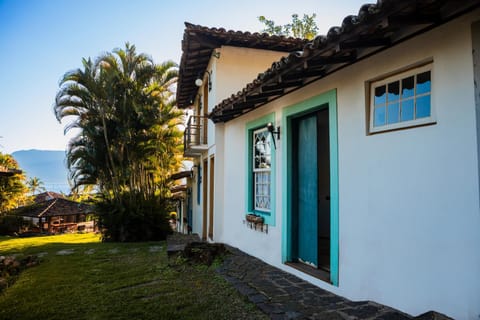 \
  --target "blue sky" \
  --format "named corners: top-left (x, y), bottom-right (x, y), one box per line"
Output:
top-left (0, 0), bottom-right (367, 154)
